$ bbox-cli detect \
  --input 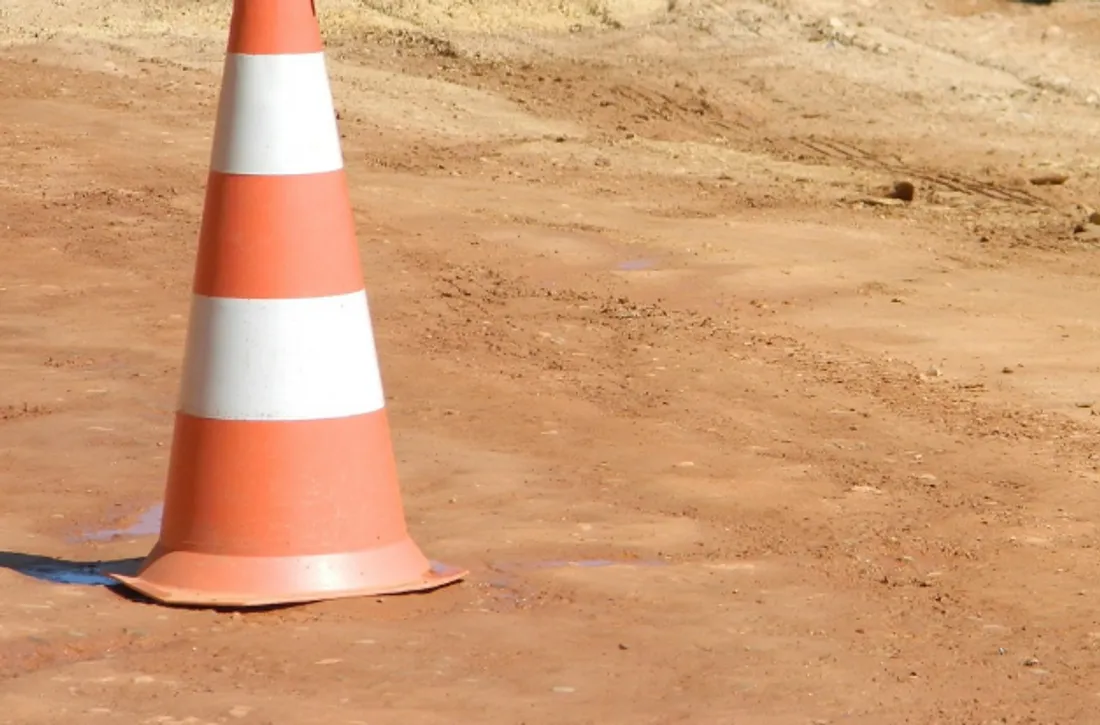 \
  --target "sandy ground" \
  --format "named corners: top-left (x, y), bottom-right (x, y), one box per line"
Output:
top-left (3, 0), bottom-right (1100, 722)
